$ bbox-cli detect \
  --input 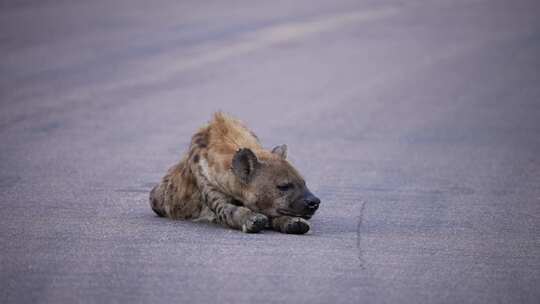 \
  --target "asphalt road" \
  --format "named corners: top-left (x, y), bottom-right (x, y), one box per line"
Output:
top-left (1, 0), bottom-right (540, 303)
